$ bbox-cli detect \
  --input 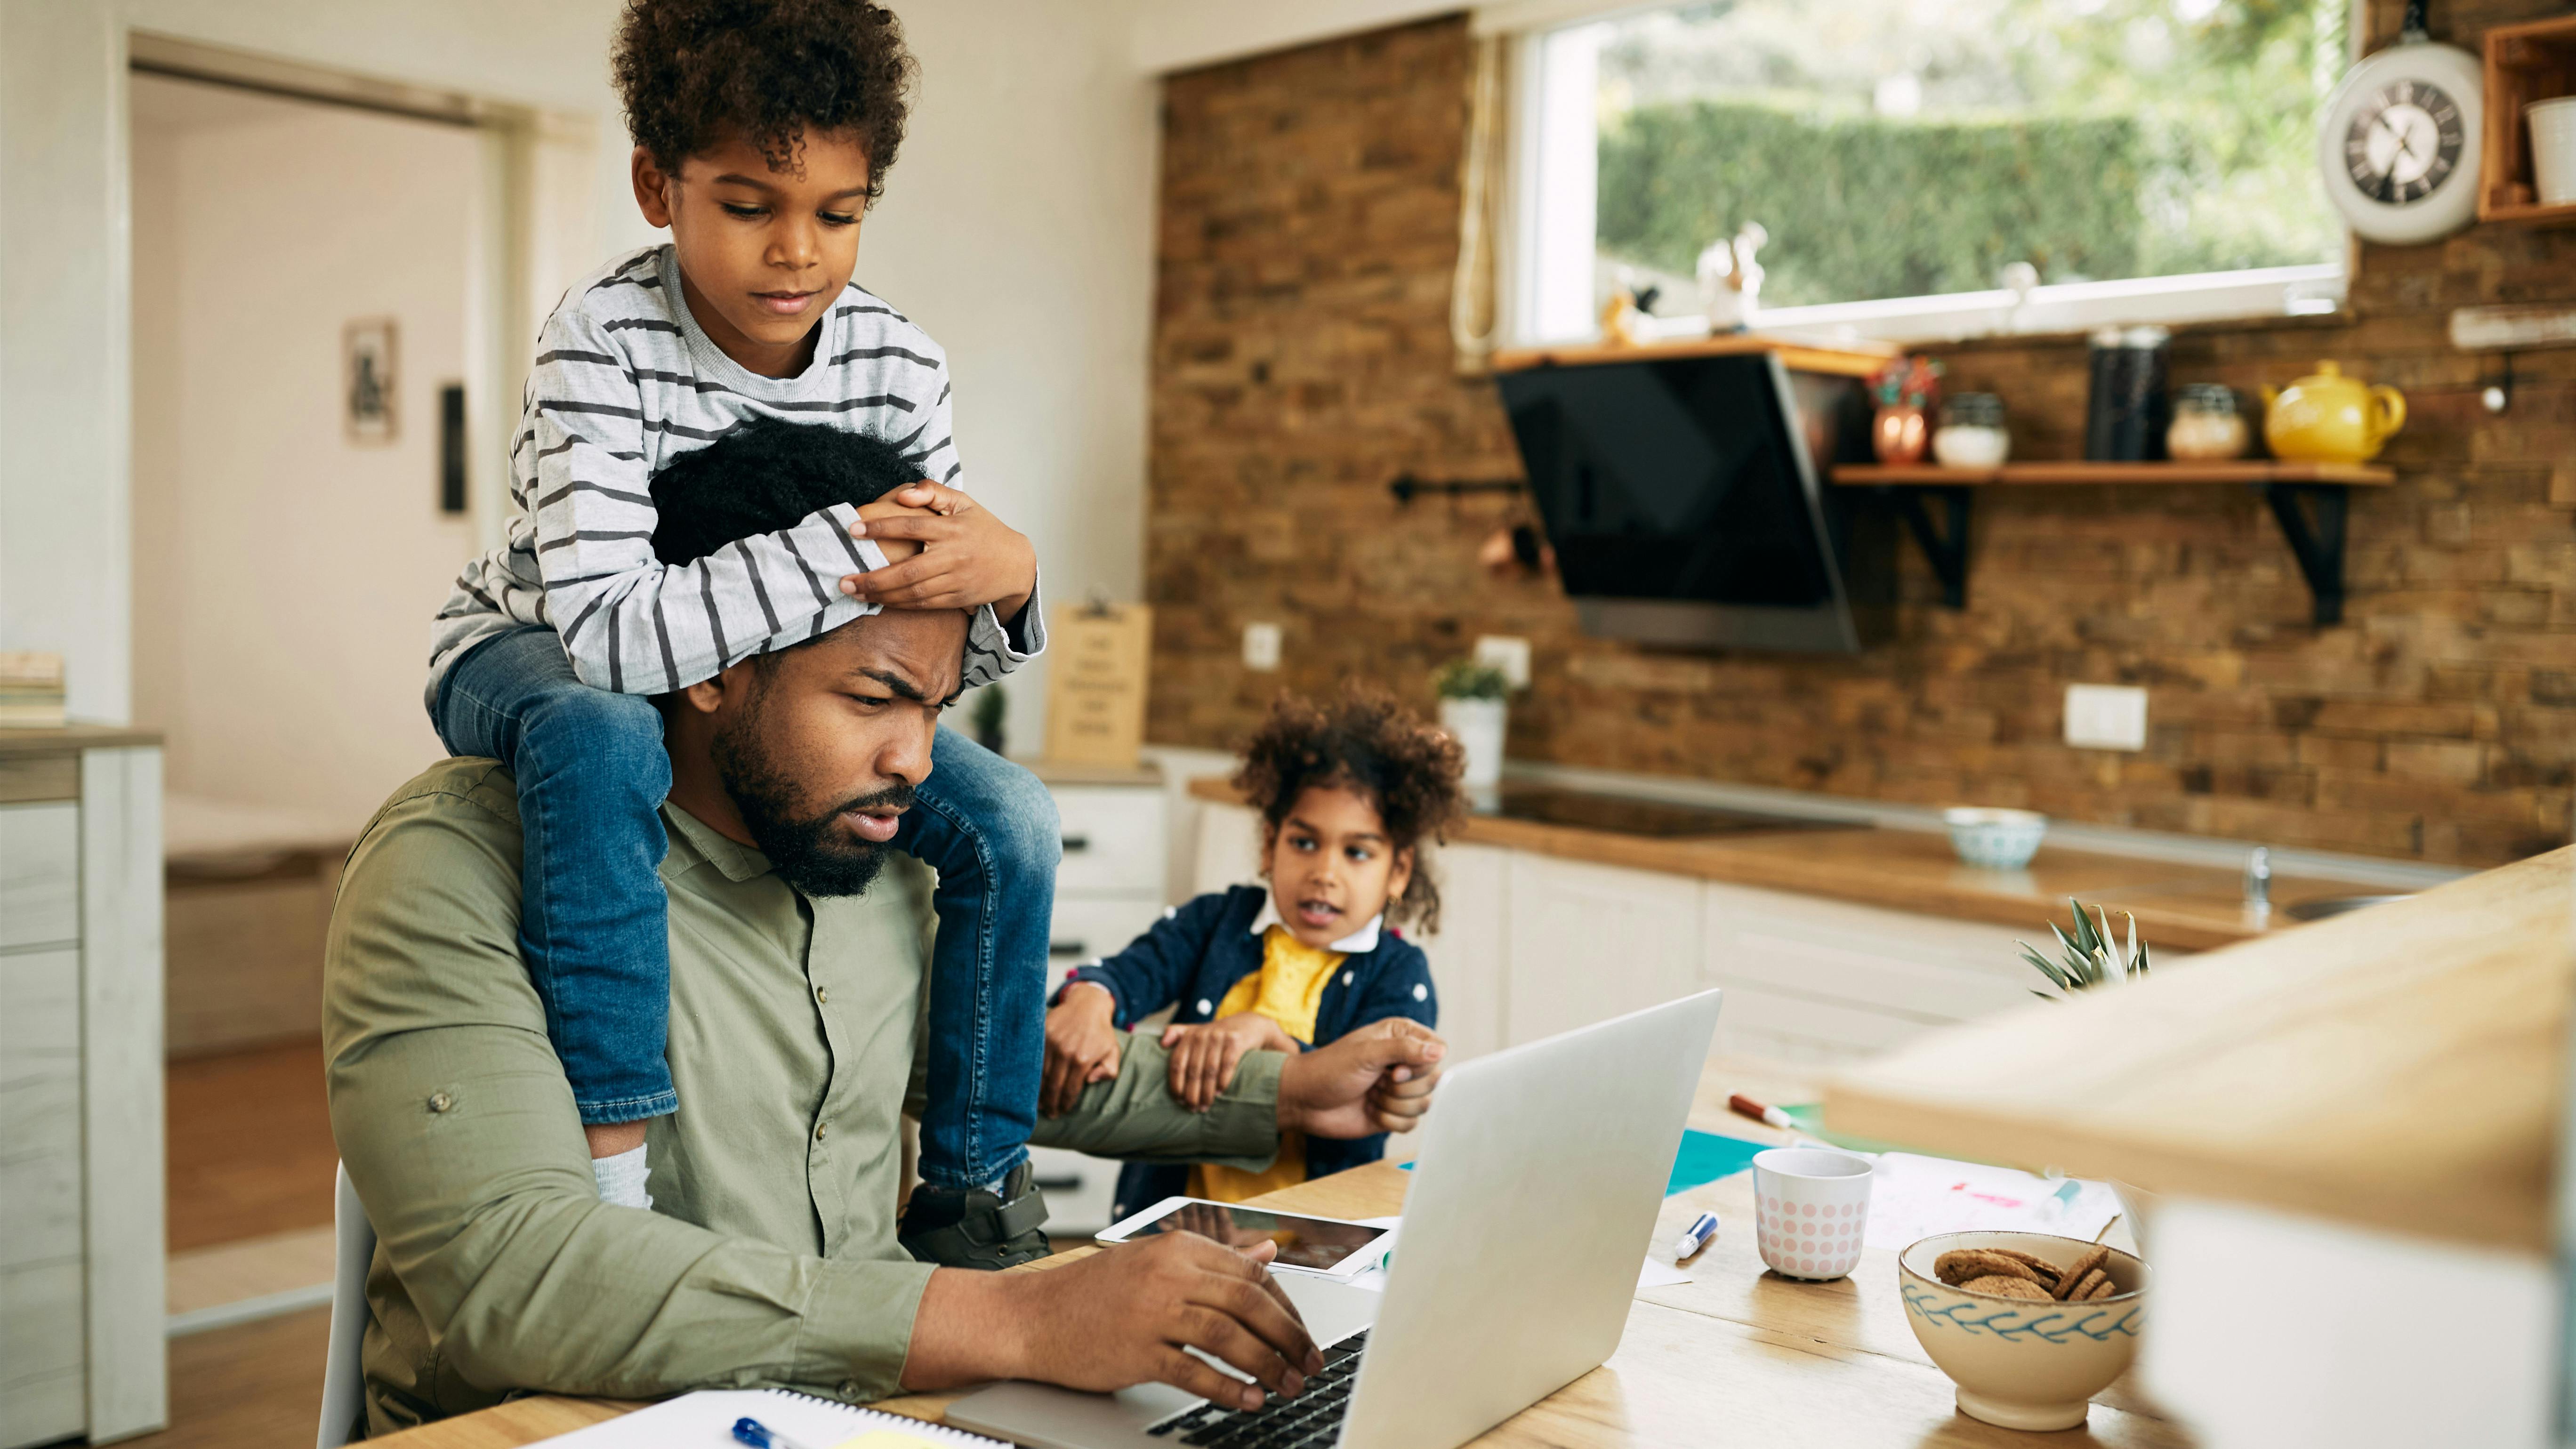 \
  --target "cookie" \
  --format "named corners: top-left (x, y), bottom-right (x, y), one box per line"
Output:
top-left (2064, 1266), bottom-right (2109, 1302)
top-left (1959, 1274), bottom-right (2052, 1301)
top-left (1933, 1250), bottom-right (2051, 1289)
top-left (2053, 1245), bottom-right (2111, 1301)
top-left (2085, 1274), bottom-right (2118, 1301)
